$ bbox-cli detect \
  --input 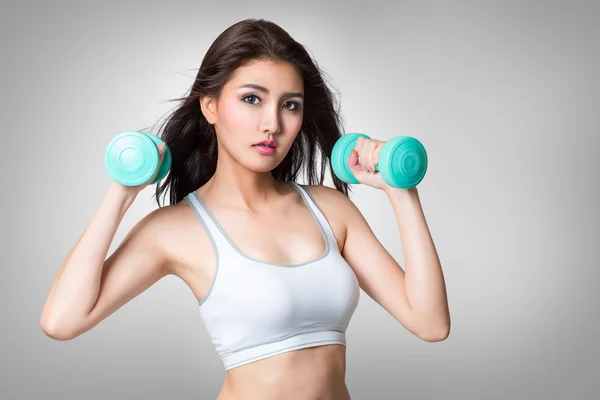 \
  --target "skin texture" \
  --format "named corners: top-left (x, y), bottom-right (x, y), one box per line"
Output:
top-left (41, 59), bottom-right (450, 400)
